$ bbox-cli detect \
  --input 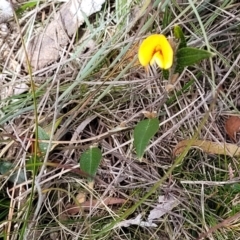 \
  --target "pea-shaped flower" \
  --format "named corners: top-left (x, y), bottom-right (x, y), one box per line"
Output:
top-left (138, 34), bottom-right (173, 70)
